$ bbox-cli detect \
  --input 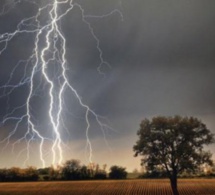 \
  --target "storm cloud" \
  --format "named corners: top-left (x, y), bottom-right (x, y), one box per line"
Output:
top-left (0, 0), bottom-right (215, 170)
